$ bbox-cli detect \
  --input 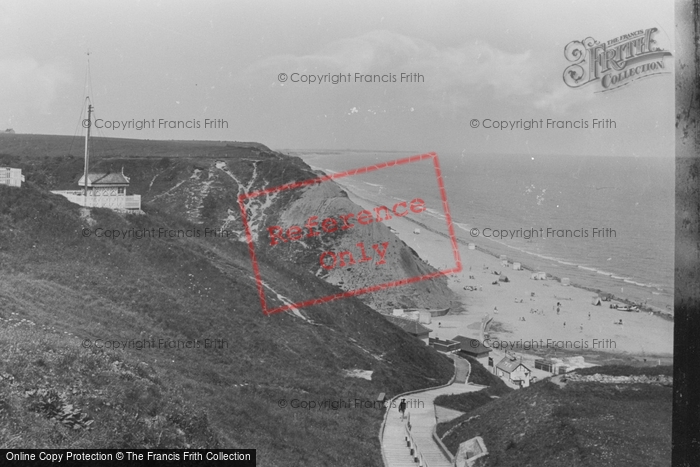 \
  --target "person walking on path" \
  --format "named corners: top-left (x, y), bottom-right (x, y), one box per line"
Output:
top-left (398, 398), bottom-right (407, 420)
